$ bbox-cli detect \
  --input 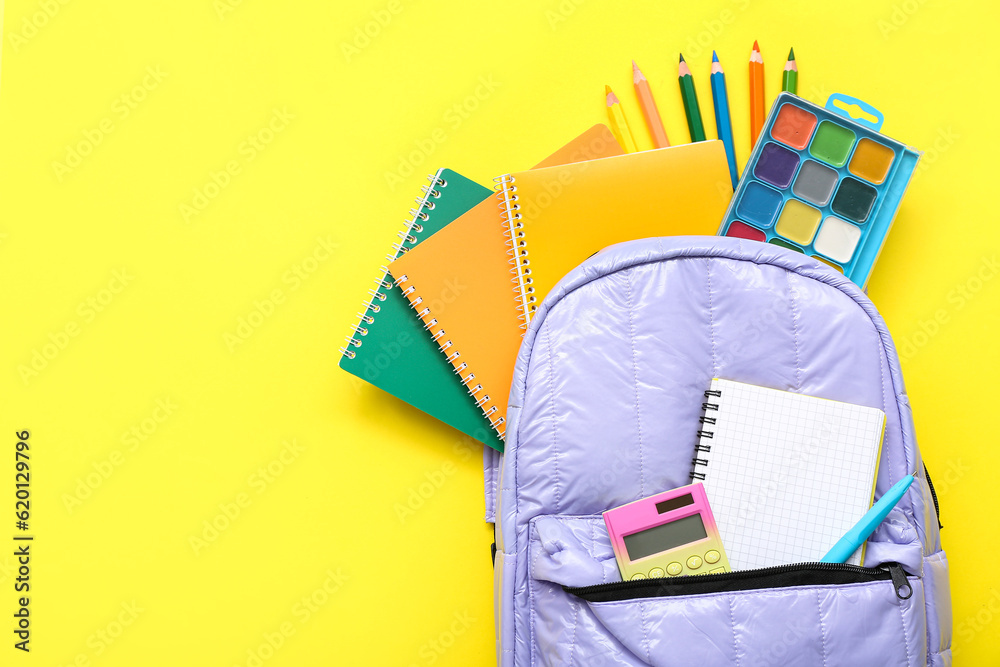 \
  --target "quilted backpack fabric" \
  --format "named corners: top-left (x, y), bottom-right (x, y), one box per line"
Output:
top-left (488, 236), bottom-right (951, 666)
